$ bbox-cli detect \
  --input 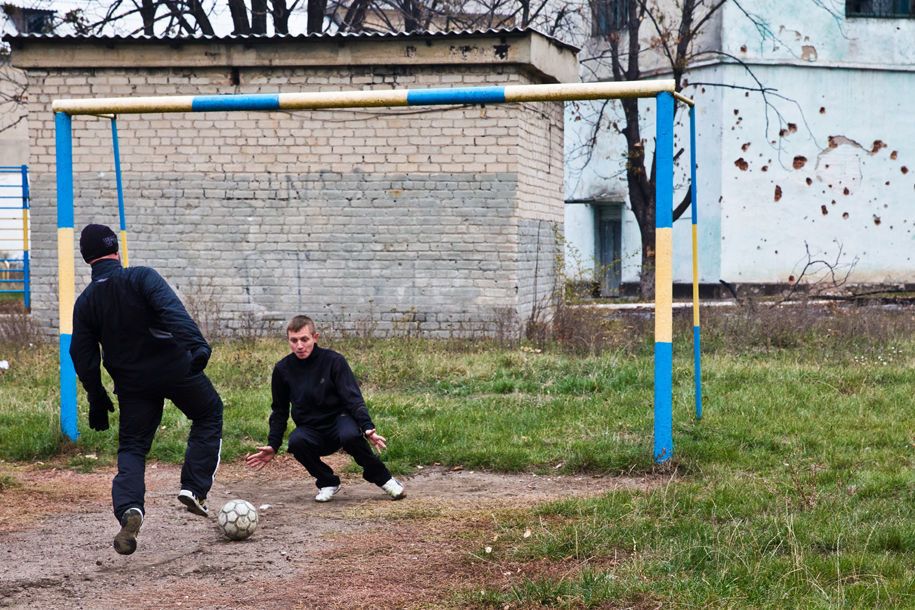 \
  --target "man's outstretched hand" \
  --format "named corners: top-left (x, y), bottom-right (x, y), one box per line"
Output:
top-left (245, 446), bottom-right (276, 470)
top-left (364, 429), bottom-right (387, 451)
